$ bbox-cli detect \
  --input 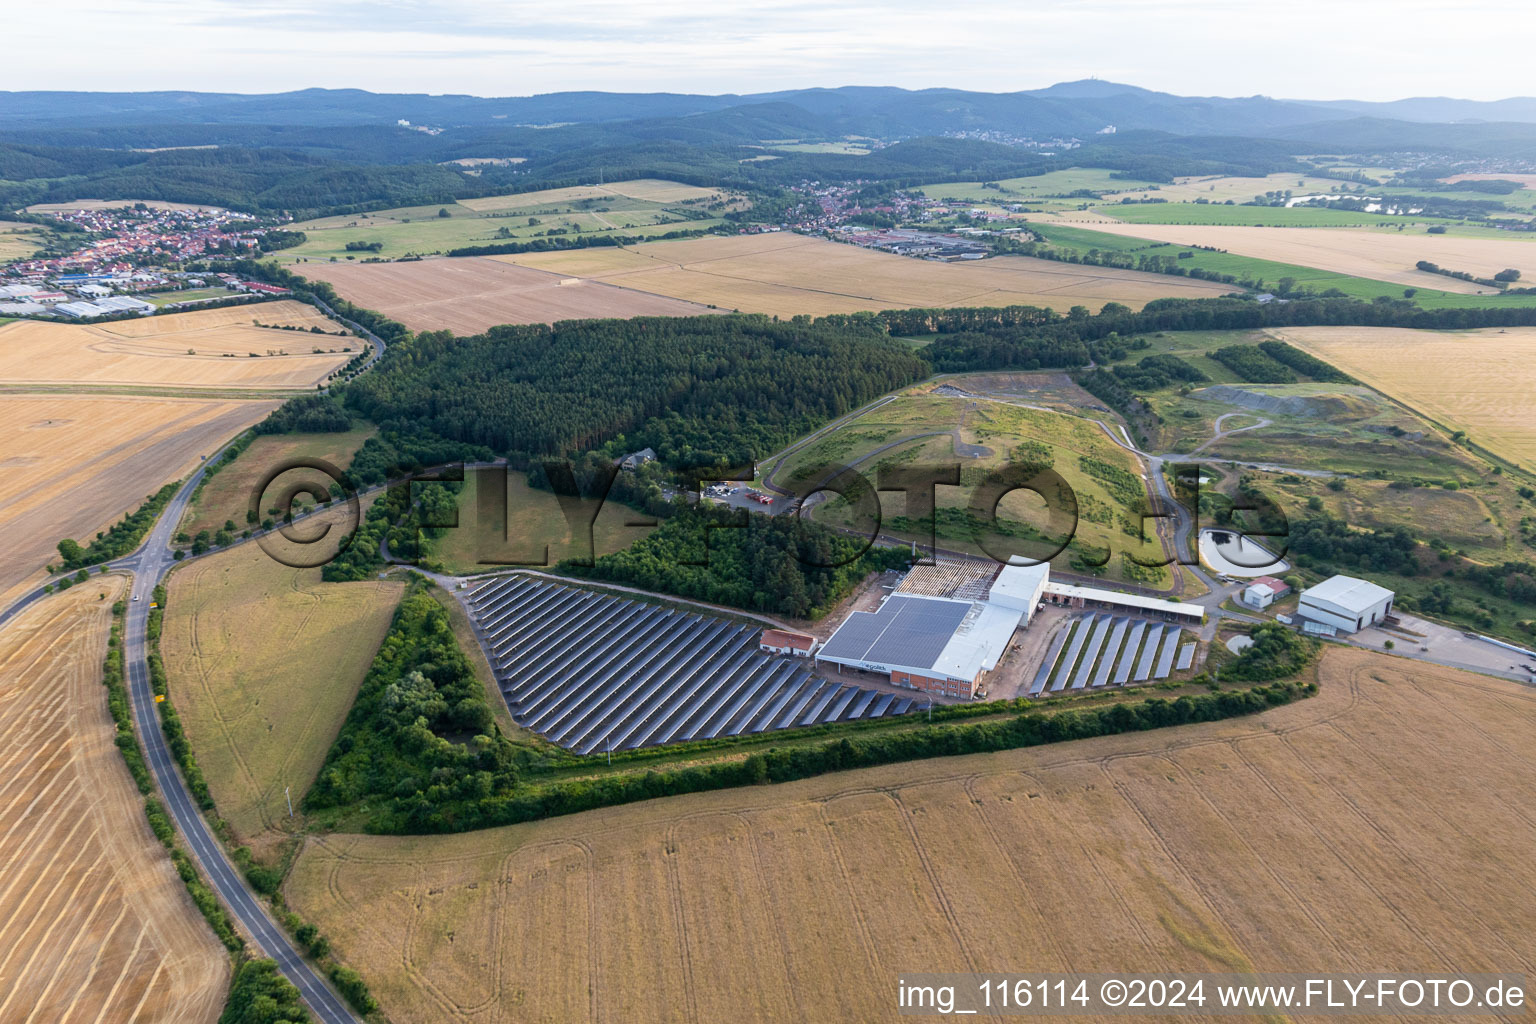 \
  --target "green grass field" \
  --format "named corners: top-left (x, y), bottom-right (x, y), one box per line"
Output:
top-left (282, 183), bottom-right (730, 262)
top-left (1028, 221), bottom-right (1536, 309)
top-left (764, 141), bottom-right (872, 155)
top-left (428, 468), bottom-right (657, 573)
top-left (0, 222), bottom-right (50, 265)
top-left (918, 168), bottom-right (1163, 206)
top-left (782, 391), bottom-right (1170, 586)
top-left (142, 288), bottom-right (233, 307)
